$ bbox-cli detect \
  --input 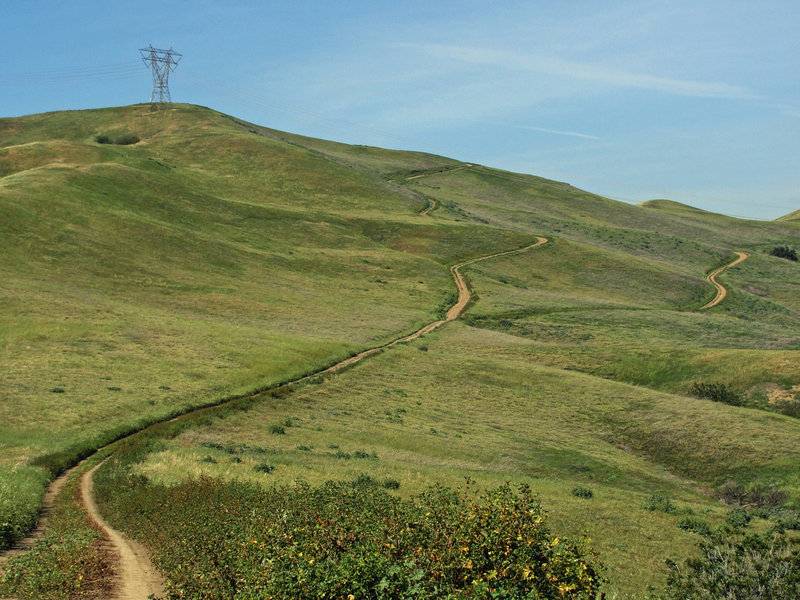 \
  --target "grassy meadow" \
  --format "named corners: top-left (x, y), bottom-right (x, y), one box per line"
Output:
top-left (1, 104), bottom-right (799, 598)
